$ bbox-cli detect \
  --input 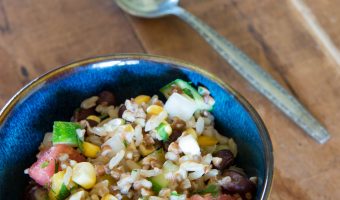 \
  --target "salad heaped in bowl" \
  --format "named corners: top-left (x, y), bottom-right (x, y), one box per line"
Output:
top-left (25, 79), bottom-right (257, 200)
